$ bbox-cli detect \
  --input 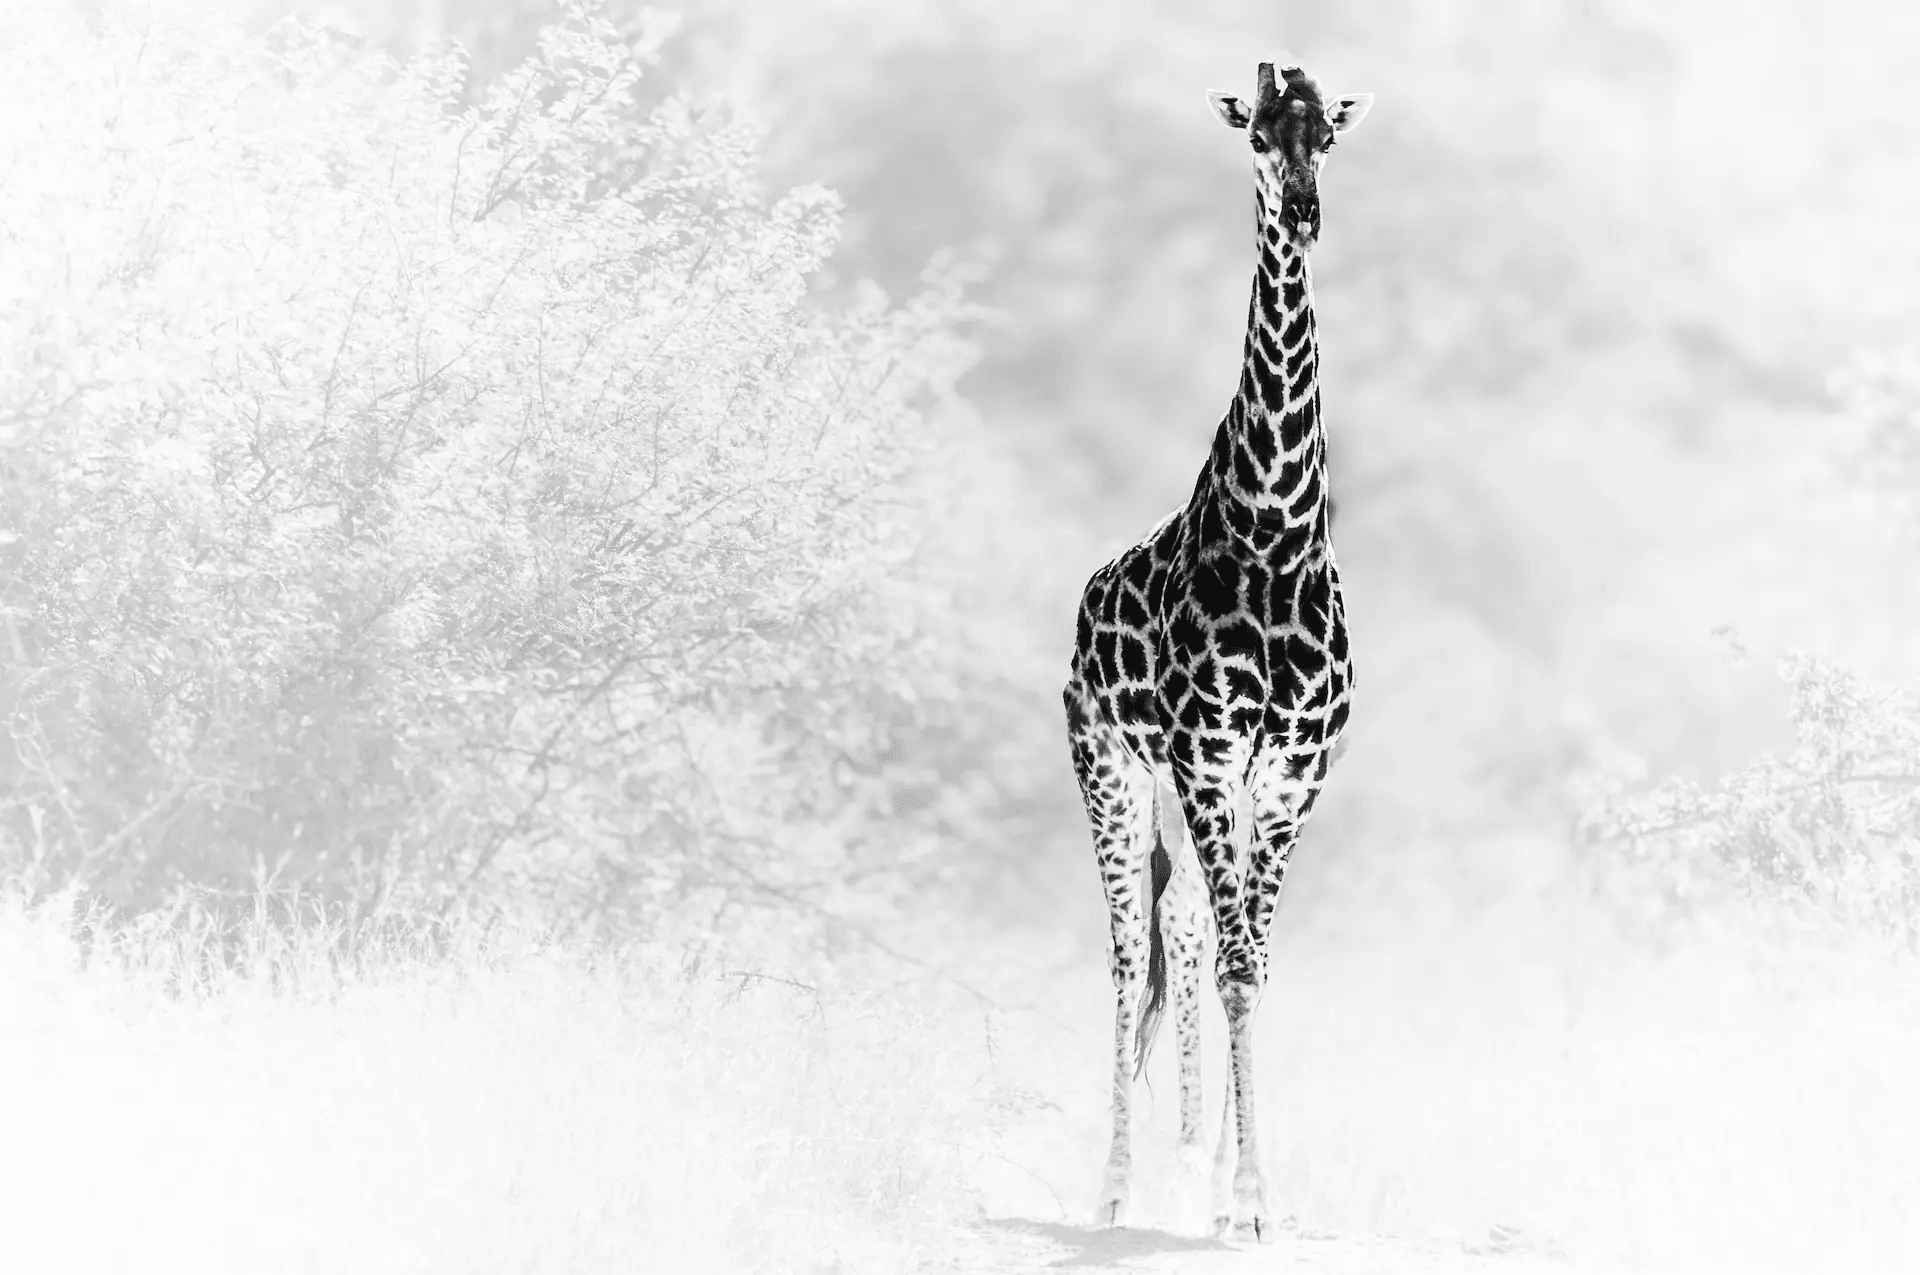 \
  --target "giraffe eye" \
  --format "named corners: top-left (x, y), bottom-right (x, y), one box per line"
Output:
top-left (1250, 134), bottom-right (1270, 154)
